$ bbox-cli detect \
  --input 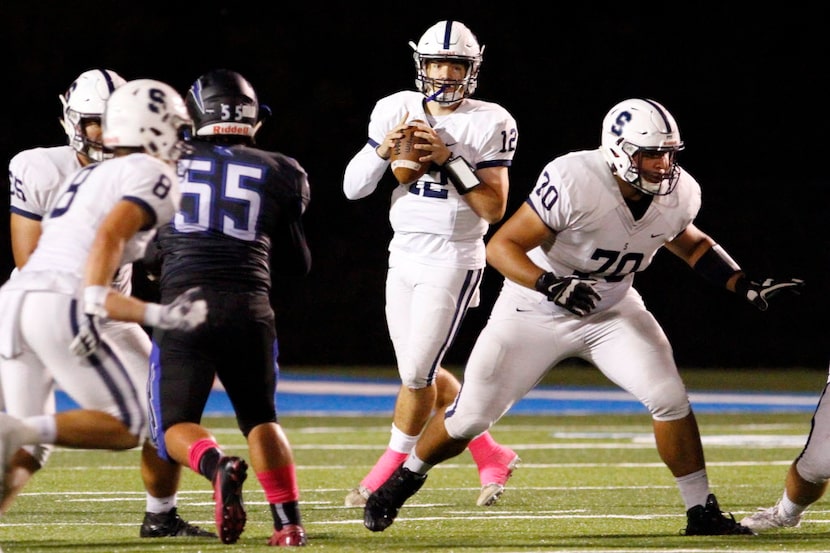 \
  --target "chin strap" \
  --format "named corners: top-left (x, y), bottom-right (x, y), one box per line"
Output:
top-left (424, 85), bottom-right (448, 103)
